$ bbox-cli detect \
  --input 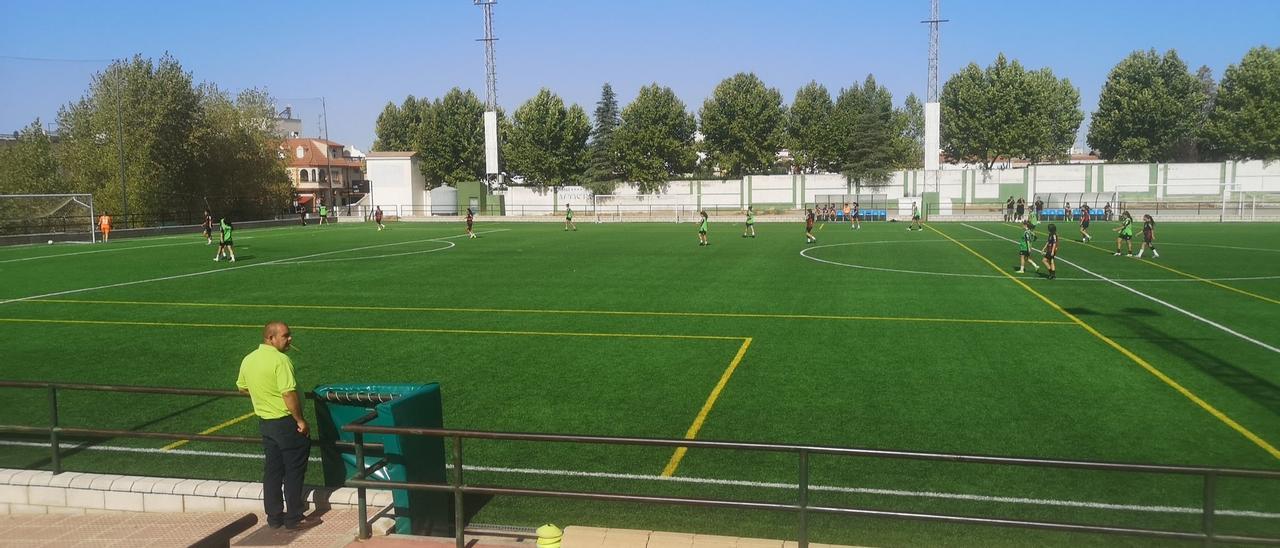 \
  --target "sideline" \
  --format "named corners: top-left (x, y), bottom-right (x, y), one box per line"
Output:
top-left (1, 439), bottom-right (1276, 520)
